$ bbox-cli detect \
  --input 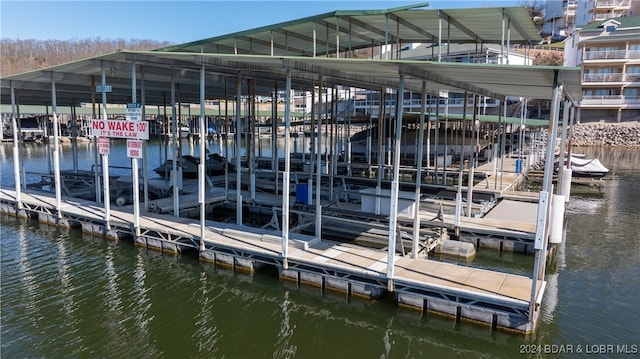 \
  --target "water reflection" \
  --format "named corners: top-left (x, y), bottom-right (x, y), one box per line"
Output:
top-left (1, 147), bottom-right (638, 357)
top-left (273, 290), bottom-right (297, 358)
top-left (100, 244), bottom-right (127, 351)
top-left (57, 235), bottom-right (78, 327)
top-left (540, 229), bottom-right (566, 325)
top-left (18, 221), bottom-right (37, 323)
top-left (131, 250), bottom-right (156, 356)
top-left (193, 270), bottom-right (220, 356)
top-left (565, 197), bottom-right (604, 215)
